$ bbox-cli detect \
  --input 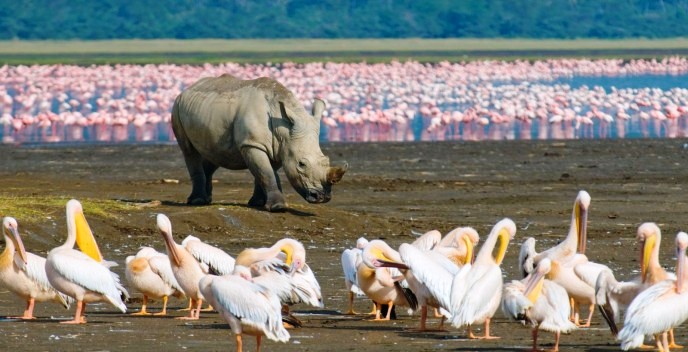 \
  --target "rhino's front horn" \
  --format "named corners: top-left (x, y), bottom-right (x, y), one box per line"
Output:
top-left (312, 98), bottom-right (326, 120)
top-left (327, 162), bottom-right (348, 184)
